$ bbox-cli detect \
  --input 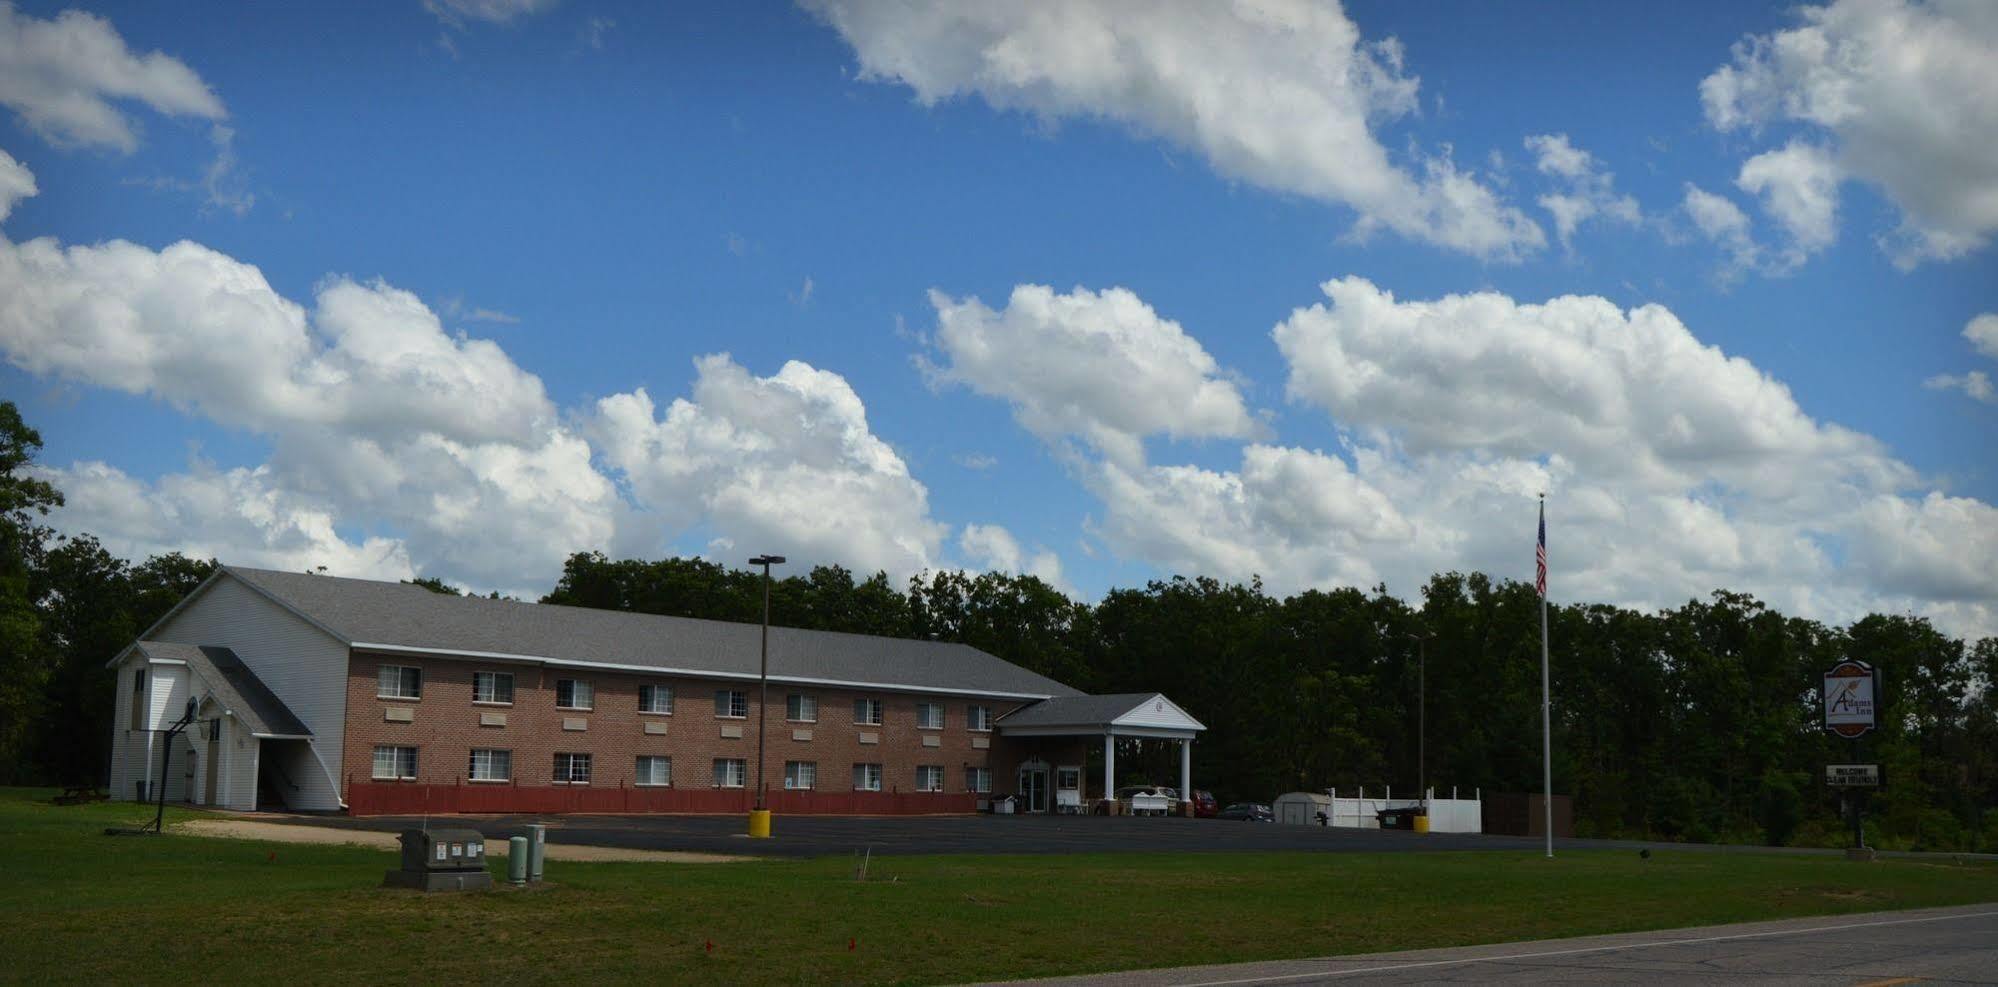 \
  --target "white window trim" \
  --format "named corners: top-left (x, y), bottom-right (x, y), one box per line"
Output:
top-left (472, 671), bottom-right (514, 707)
top-left (372, 745), bottom-right (417, 781)
top-left (715, 690), bottom-right (748, 720)
top-left (853, 763), bottom-right (883, 792)
top-left (552, 752), bottom-right (592, 785)
top-left (784, 761), bottom-right (817, 791)
top-left (968, 767), bottom-right (992, 794)
top-left (916, 765), bottom-right (945, 792)
top-left (968, 704), bottom-right (993, 733)
top-left (786, 693), bottom-right (818, 724)
top-left (714, 758), bottom-right (747, 789)
top-left (468, 748), bottom-right (511, 783)
top-left (916, 702), bottom-right (945, 730)
top-left (639, 684), bottom-right (675, 716)
top-left (377, 665), bottom-right (421, 701)
top-left (854, 698), bottom-right (884, 727)
top-left (555, 679), bottom-right (594, 711)
top-left (635, 755), bottom-right (673, 788)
